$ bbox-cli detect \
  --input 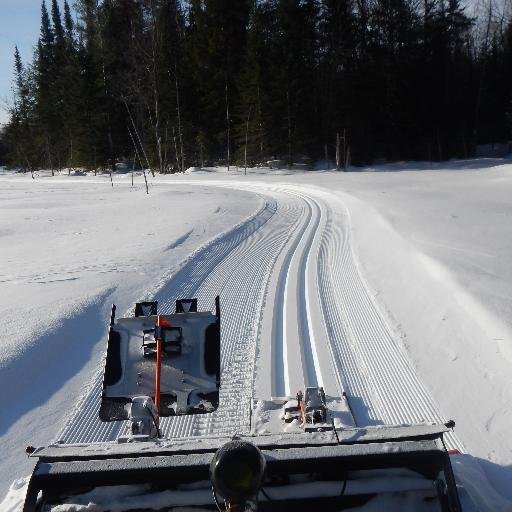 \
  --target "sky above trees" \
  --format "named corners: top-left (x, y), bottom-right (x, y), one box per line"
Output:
top-left (0, 1), bottom-right (42, 126)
